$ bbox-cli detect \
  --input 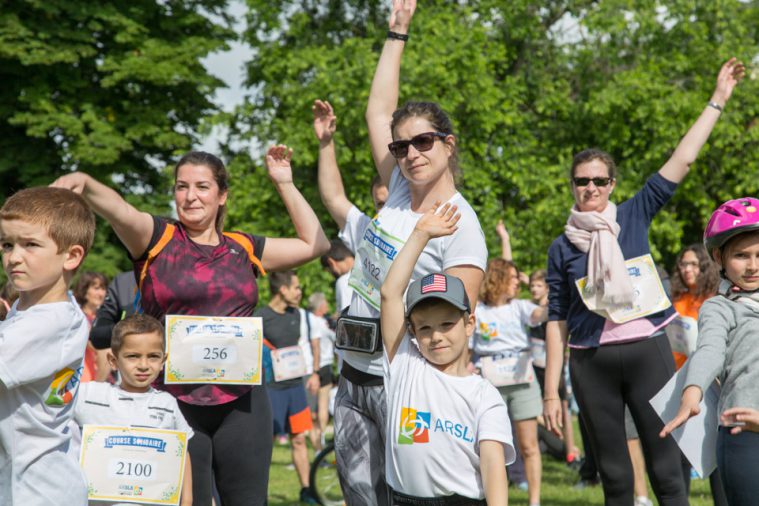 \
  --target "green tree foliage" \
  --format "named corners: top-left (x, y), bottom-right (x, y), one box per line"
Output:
top-left (229, 0), bottom-right (759, 298)
top-left (0, 1), bottom-right (235, 277)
